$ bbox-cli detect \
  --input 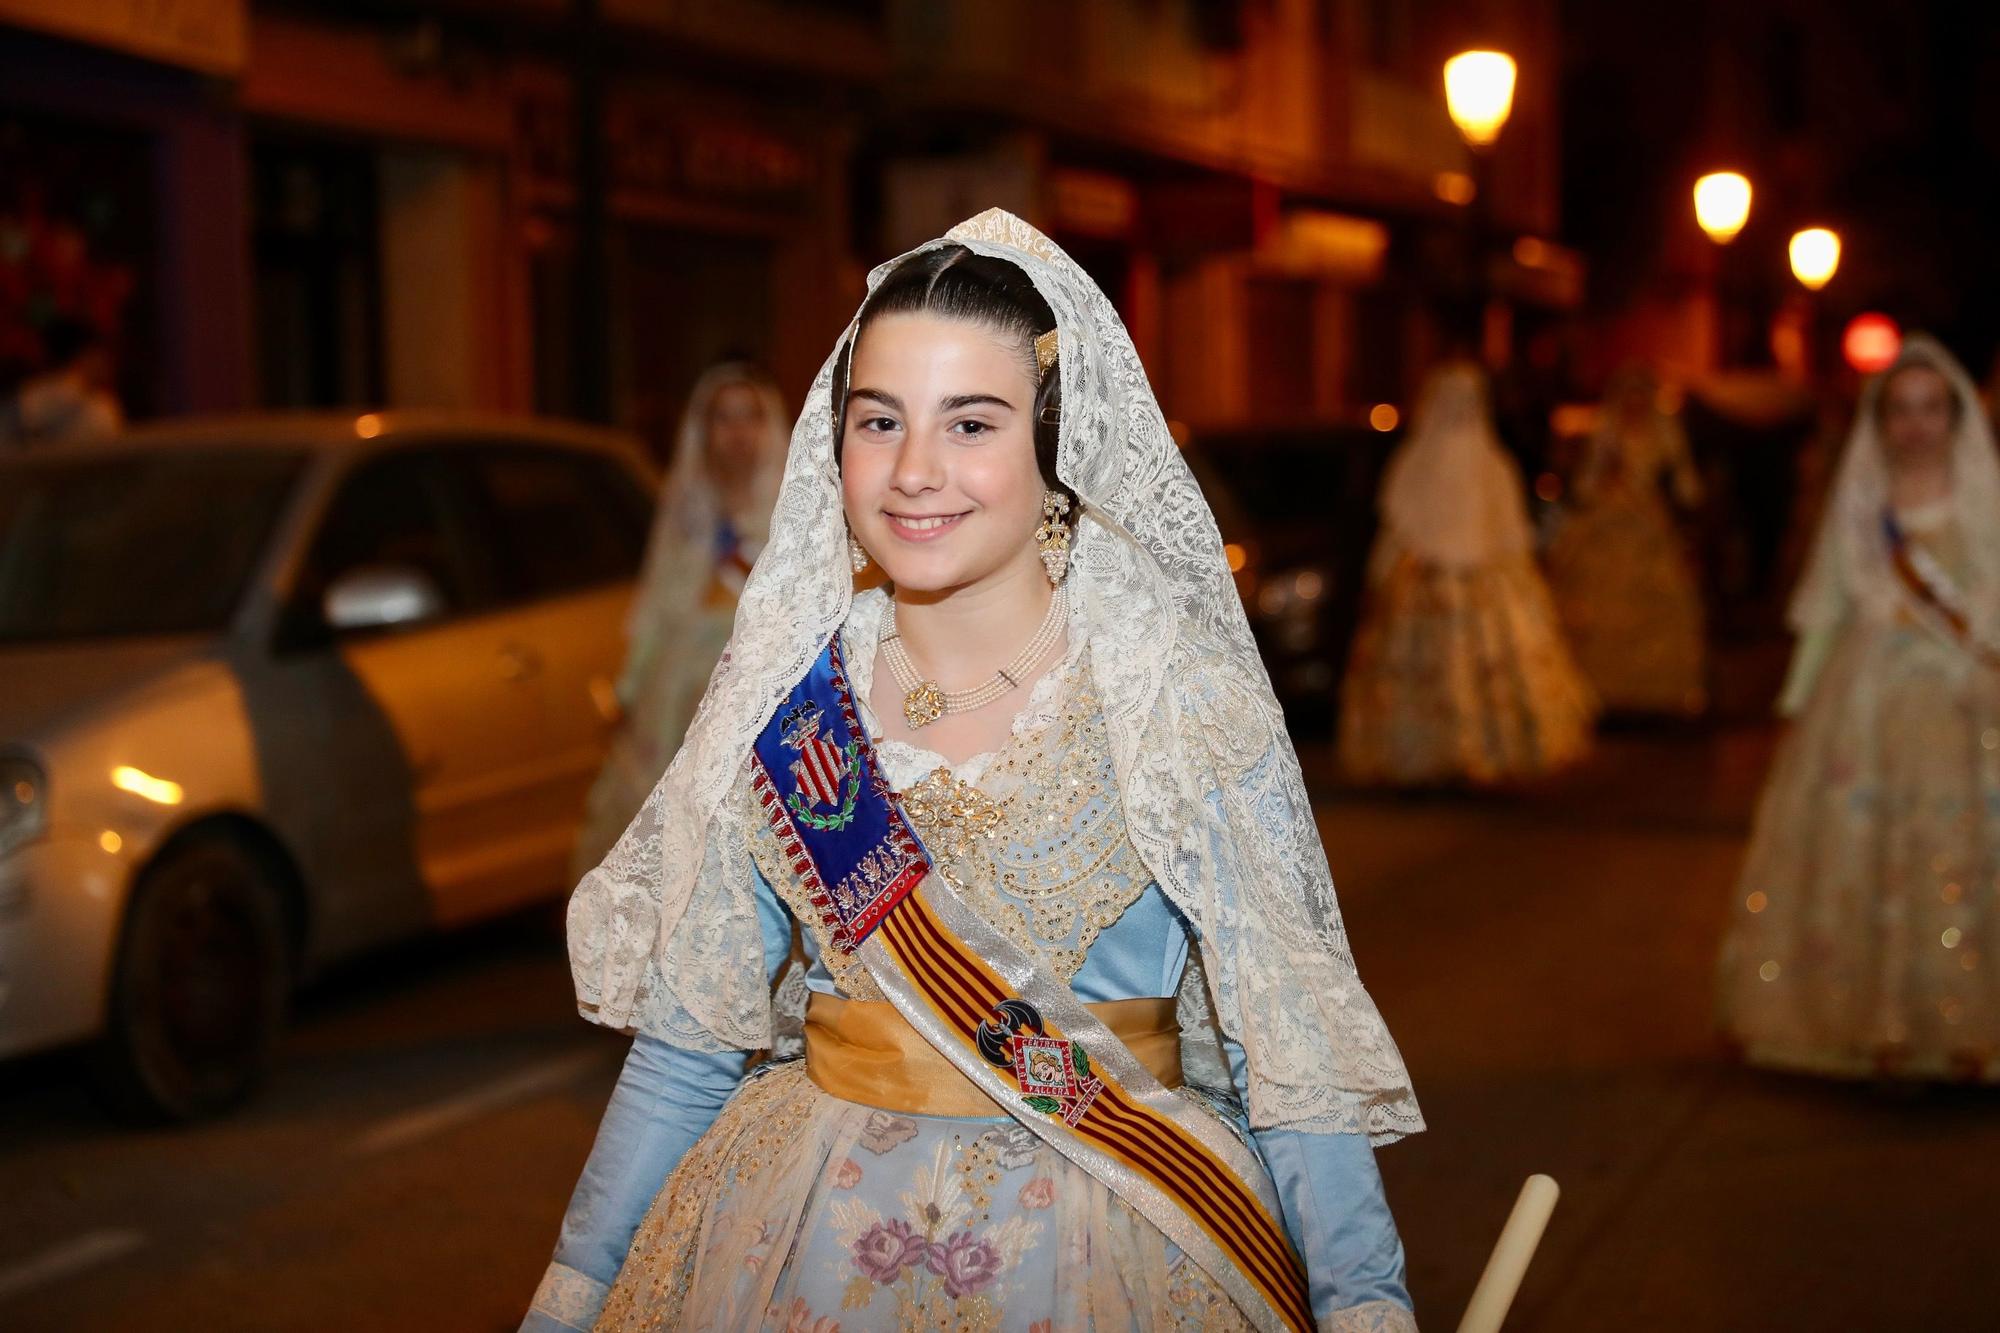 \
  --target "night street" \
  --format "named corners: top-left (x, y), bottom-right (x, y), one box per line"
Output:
top-left (5, 724), bottom-right (1993, 1333)
top-left (8, 3), bottom-right (2000, 1330)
